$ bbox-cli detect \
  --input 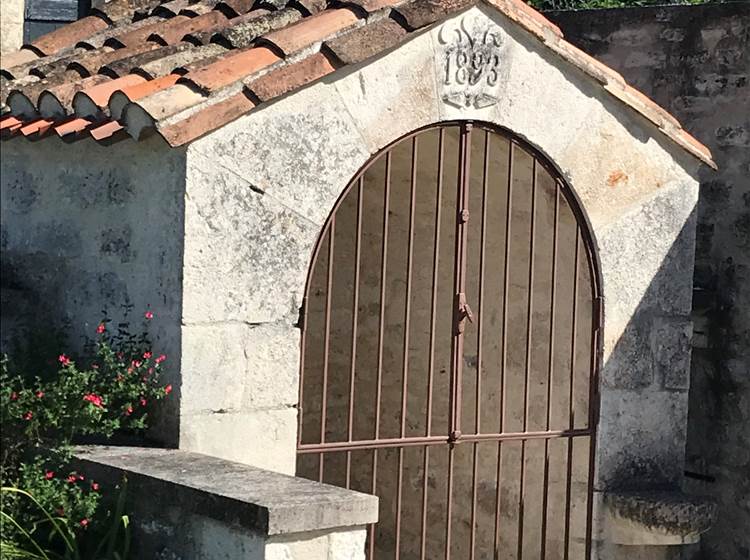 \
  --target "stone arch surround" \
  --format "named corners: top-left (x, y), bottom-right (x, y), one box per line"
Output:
top-left (180, 4), bottom-right (701, 555)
